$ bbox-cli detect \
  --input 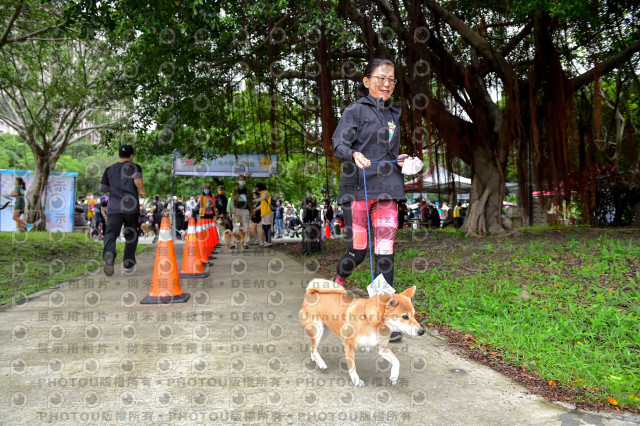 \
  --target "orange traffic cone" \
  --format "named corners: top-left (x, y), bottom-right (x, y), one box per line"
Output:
top-left (141, 217), bottom-right (190, 304)
top-left (205, 219), bottom-right (213, 255)
top-left (207, 218), bottom-right (219, 253)
top-left (203, 219), bottom-right (214, 259)
top-left (325, 221), bottom-right (331, 239)
top-left (179, 217), bottom-right (210, 279)
top-left (196, 219), bottom-right (210, 266)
